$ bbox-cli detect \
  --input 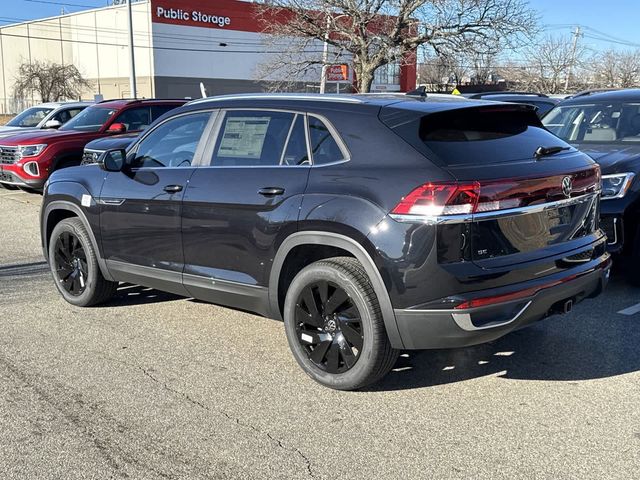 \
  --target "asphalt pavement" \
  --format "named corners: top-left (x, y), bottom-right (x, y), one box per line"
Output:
top-left (1, 187), bottom-right (639, 479)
